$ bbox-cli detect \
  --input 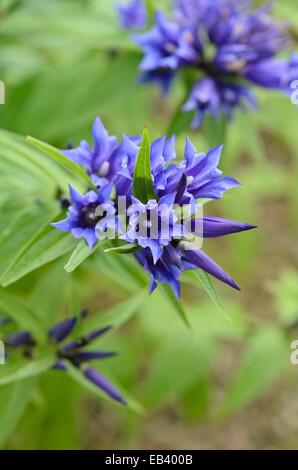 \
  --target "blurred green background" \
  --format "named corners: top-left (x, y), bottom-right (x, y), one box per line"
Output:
top-left (0, 0), bottom-right (298, 450)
